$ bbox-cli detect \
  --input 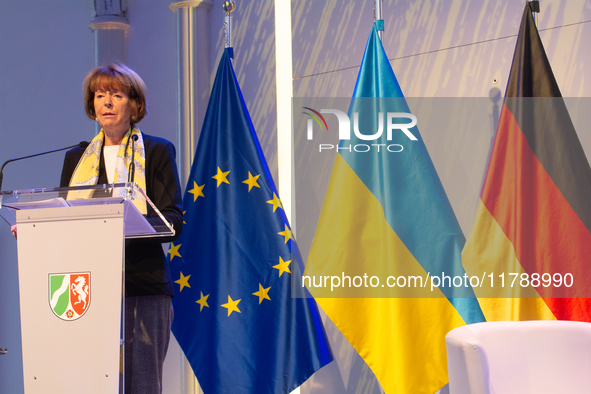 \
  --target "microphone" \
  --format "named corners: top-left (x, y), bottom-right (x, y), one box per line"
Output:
top-left (0, 141), bottom-right (89, 192)
top-left (128, 135), bottom-right (138, 184)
